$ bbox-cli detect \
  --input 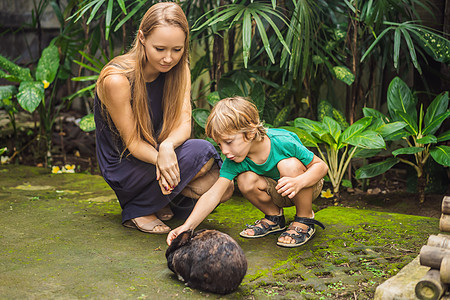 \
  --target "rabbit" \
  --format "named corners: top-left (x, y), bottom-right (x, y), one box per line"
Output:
top-left (165, 229), bottom-right (247, 294)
